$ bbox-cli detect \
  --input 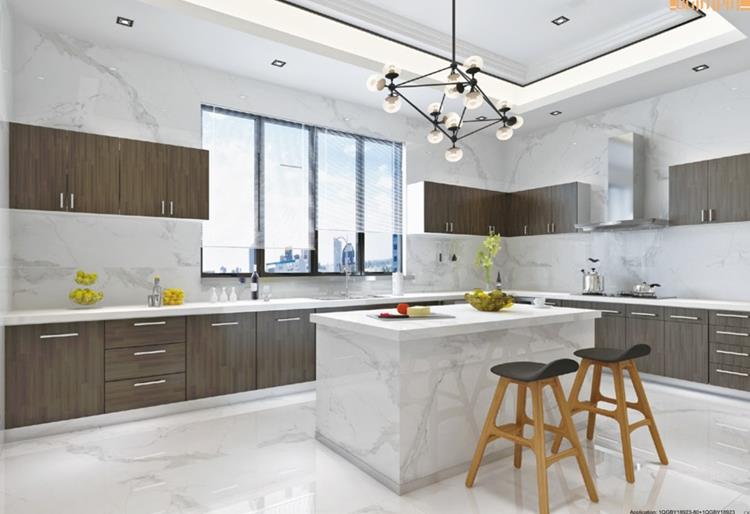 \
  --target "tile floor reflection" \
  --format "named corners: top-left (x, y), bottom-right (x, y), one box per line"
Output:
top-left (1, 376), bottom-right (748, 513)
